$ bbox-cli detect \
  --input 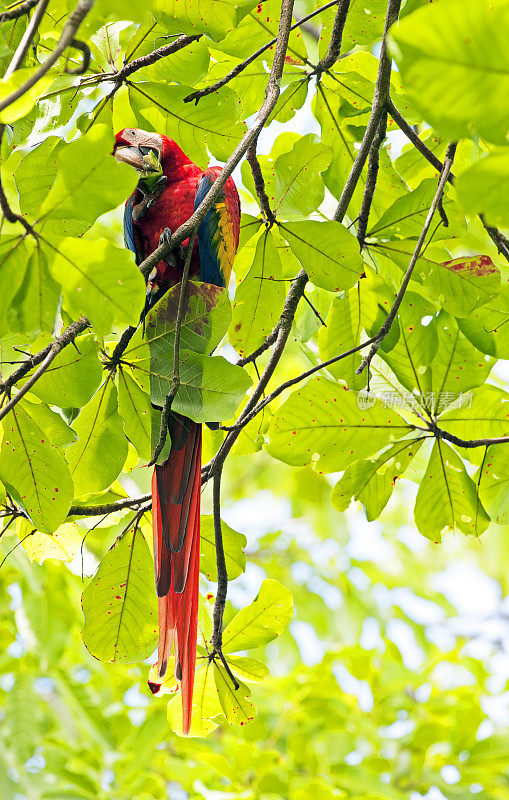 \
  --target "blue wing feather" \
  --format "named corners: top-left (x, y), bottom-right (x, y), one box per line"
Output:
top-left (123, 194), bottom-right (140, 264)
top-left (194, 175), bottom-right (226, 288)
